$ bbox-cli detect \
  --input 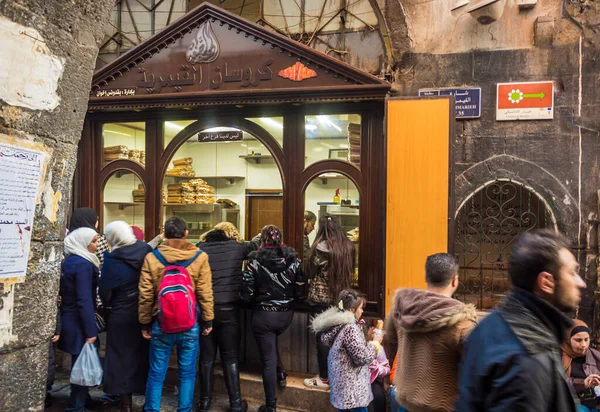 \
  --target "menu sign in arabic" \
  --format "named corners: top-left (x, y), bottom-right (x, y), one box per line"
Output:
top-left (419, 87), bottom-right (482, 119)
top-left (198, 130), bottom-right (243, 142)
top-left (0, 143), bottom-right (45, 279)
